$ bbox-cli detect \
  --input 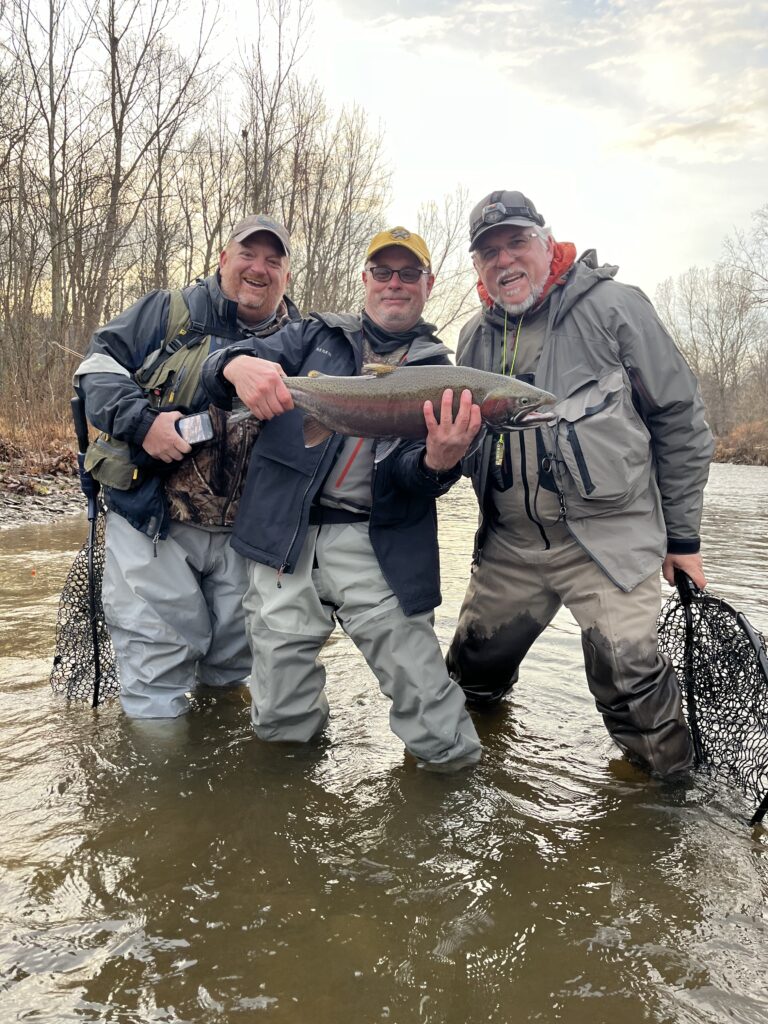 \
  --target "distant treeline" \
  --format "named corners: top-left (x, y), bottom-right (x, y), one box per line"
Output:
top-left (1, 1), bottom-right (765, 454)
top-left (654, 207), bottom-right (768, 442)
top-left (0, 0), bottom-right (475, 430)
